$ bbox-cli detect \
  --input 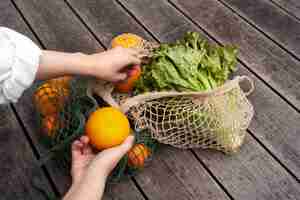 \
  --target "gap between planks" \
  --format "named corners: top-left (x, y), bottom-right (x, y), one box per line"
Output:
top-left (10, 0), bottom-right (300, 199)
top-left (11, 0), bottom-right (148, 198)
top-left (116, 0), bottom-right (300, 182)
top-left (166, 0), bottom-right (300, 115)
top-left (65, 1), bottom-right (300, 199)
top-left (61, 0), bottom-right (232, 199)
top-left (9, 0), bottom-right (61, 196)
top-left (9, 104), bottom-right (61, 197)
top-left (164, 0), bottom-right (300, 182)
top-left (215, 0), bottom-right (300, 64)
top-left (268, 0), bottom-right (300, 22)
top-left (62, 1), bottom-right (149, 198)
